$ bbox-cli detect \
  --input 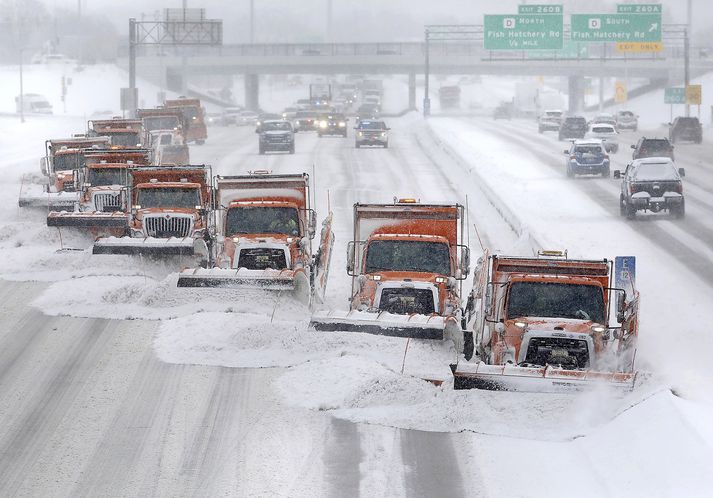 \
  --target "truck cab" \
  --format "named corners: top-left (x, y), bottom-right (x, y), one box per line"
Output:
top-left (164, 98), bottom-right (207, 144)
